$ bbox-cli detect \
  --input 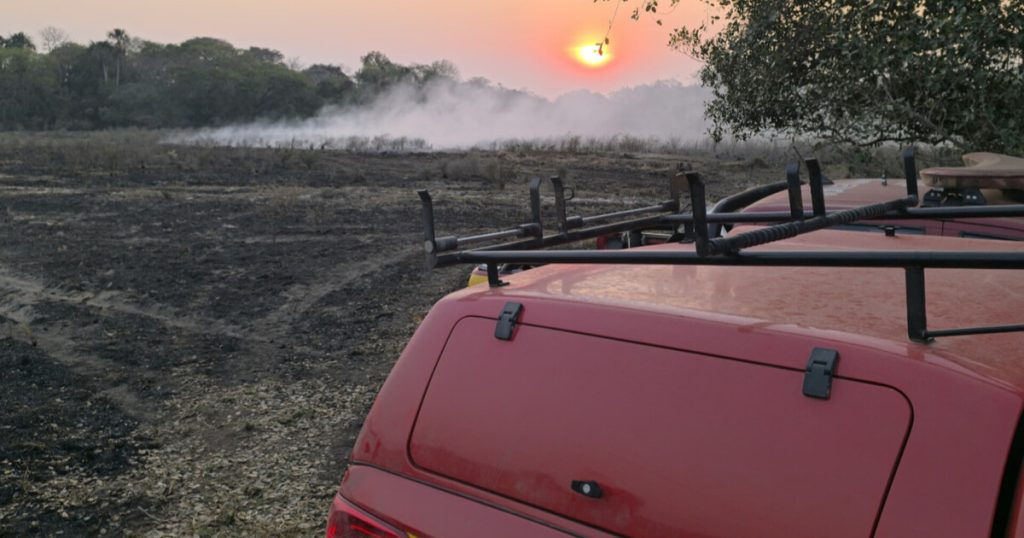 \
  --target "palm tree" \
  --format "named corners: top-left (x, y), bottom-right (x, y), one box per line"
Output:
top-left (107, 28), bottom-right (130, 88)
